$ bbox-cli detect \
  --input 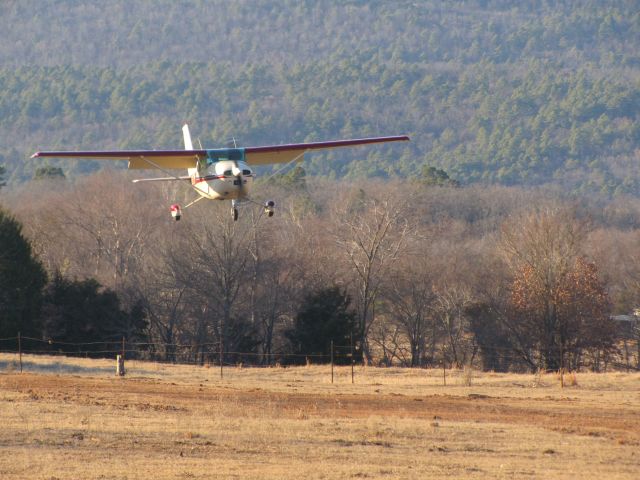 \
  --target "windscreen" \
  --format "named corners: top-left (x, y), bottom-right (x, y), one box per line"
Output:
top-left (205, 148), bottom-right (245, 166)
